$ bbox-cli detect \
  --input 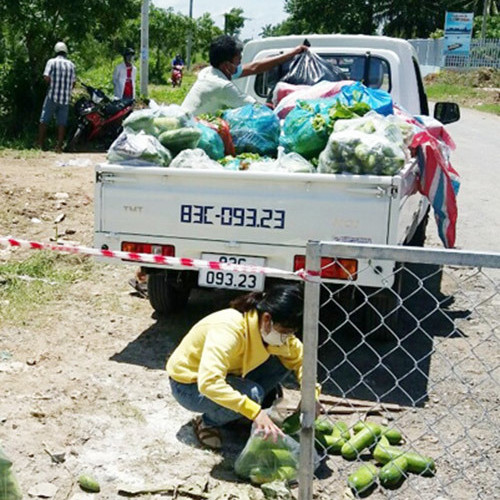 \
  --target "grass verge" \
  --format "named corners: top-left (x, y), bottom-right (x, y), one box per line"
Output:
top-left (424, 68), bottom-right (500, 115)
top-left (0, 251), bottom-right (94, 323)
